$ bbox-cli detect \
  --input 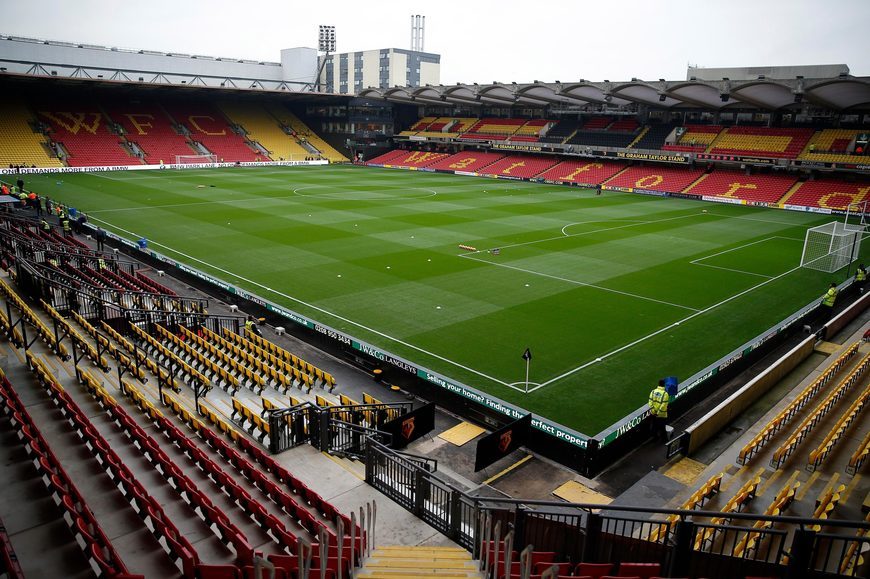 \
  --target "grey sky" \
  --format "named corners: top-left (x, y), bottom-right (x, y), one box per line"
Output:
top-left (3, 0), bottom-right (868, 84)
